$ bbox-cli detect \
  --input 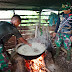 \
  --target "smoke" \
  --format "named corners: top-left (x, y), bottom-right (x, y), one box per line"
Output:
top-left (28, 26), bottom-right (54, 52)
